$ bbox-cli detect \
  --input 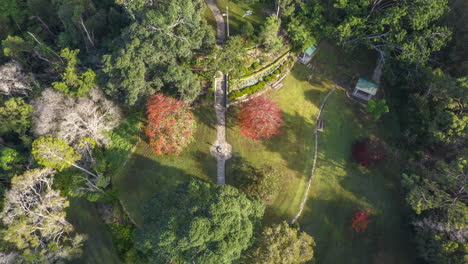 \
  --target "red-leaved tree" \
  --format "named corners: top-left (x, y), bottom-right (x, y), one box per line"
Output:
top-left (238, 95), bottom-right (283, 140)
top-left (146, 93), bottom-right (195, 155)
top-left (351, 209), bottom-right (372, 232)
top-left (352, 137), bottom-right (387, 167)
